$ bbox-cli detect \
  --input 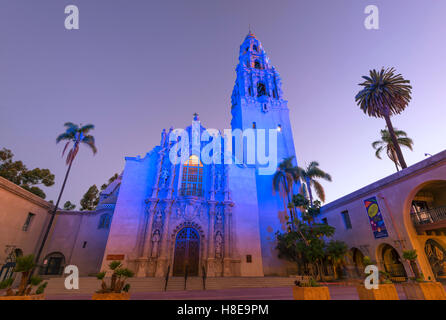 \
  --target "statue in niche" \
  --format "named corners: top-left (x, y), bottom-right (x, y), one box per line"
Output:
top-left (215, 232), bottom-right (223, 259)
top-left (160, 168), bottom-right (169, 188)
top-left (154, 209), bottom-right (163, 228)
top-left (215, 209), bottom-right (223, 226)
top-left (151, 230), bottom-right (161, 258)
